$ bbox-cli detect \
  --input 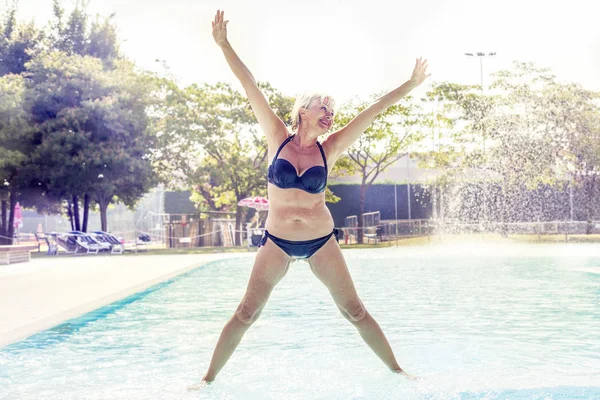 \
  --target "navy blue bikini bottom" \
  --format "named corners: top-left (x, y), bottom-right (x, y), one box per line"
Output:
top-left (258, 229), bottom-right (339, 259)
